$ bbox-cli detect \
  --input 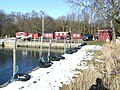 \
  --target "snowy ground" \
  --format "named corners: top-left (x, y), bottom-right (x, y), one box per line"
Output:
top-left (1, 45), bottom-right (102, 90)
